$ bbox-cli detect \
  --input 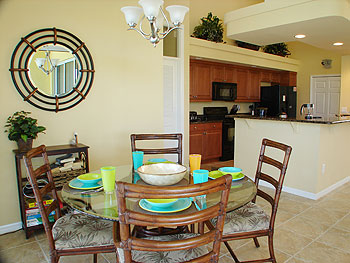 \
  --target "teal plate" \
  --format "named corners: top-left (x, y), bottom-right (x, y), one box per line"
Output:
top-left (139, 198), bottom-right (192, 213)
top-left (69, 178), bottom-right (102, 190)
